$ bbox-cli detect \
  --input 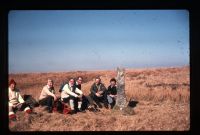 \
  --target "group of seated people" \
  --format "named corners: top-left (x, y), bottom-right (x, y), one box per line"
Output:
top-left (8, 76), bottom-right (118, 121)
